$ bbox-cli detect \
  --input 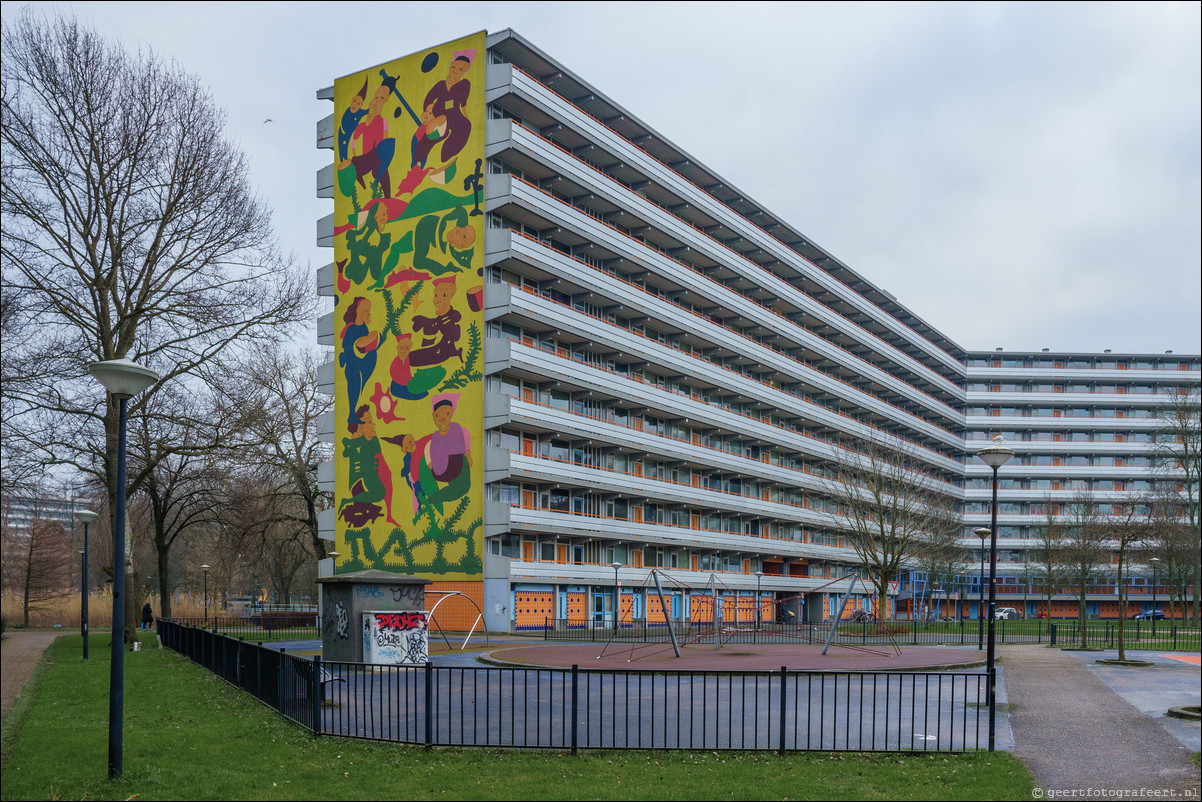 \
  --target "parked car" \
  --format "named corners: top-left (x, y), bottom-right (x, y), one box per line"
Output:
top-left (1130, 611), bottom-right (1165, 621)
top-left (994, 607), bottom-right (1020, 620)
